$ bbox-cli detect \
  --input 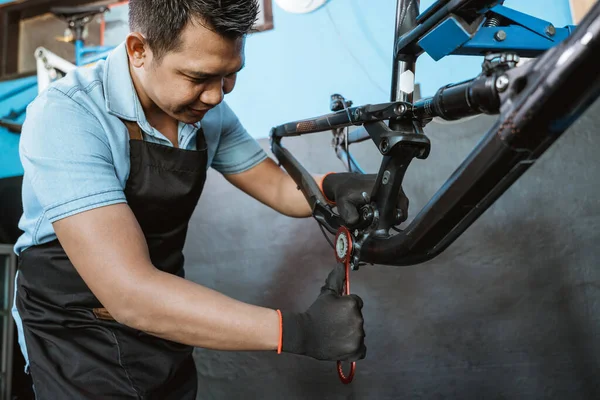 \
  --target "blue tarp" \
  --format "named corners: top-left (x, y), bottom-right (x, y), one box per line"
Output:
top-left (0, 76), bottom-right (38, 179)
